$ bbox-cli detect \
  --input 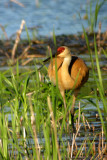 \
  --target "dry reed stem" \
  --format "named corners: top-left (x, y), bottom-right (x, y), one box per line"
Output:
top-left (18, 44), bottom-right (31, 60)
top-left (92, 142), bottom-right (96, 155)
top-left (74, 140), bottom-right (78, 154)
top-left (12, 20), bottom-right (25, 60)
top-left (96, 113), bottom-right (99, 119)
top-left (38, 72), bottom-right (45, 82)
top-left (98, 133), bottom-right (101, 155)
top-left (29, 95), bottom-right (40, 160)
top-left (0, 24), bottom-right (8, 39)
top-left (47, 96), bottom-right (61, 160)
top-left (23, 127), bottom-right (28, 160)
top-left (92, 124), bottom-right (95, 133)
top-left (26, 91), bottom-right (35, 97)
top-left (83, 140), bottom-right (90, 160)
top-left (39, 72), bottom-right (42, 82)
top-left (80, 139), bottom-right (90, 159)
top-left (47, 45), bottom-right (51, 53)
top-left (21, 55), bottom-right (45, 65)
top-left (79, 144), bottom-right (84, 158)
top-left (70, 124), bottom-right (81, 159)
top-left (71, 133), bottom-right (75, 159)
top-left (27, 54), bottom-right (45, 58)
top-left (10, 0), bottom-right (25, 7)
top-left (35, 0), bottom-right (39, 7)
top-left (18, 43), bottom-right (44, 61)
top-left (74, 124), bottom-right (81, 142)
top-left (86, 119), bottom-right (91, 130)
top-left (22, 58), bottom-right (33, 66)
top-left (77, 101), bottom-right (80, 130)
top-left (82, 113), bottom-right (87, 131)
top-left (95, 144), bottom-right (107, 160)
top-left (68, 142), bottom-right (70, 158)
